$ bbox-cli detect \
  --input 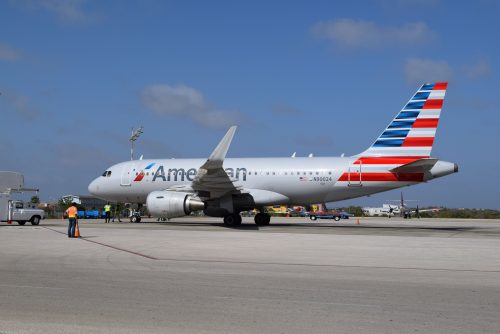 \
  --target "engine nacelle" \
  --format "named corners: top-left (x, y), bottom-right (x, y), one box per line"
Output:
top-left (146, 191), bottom-right (205, 218)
